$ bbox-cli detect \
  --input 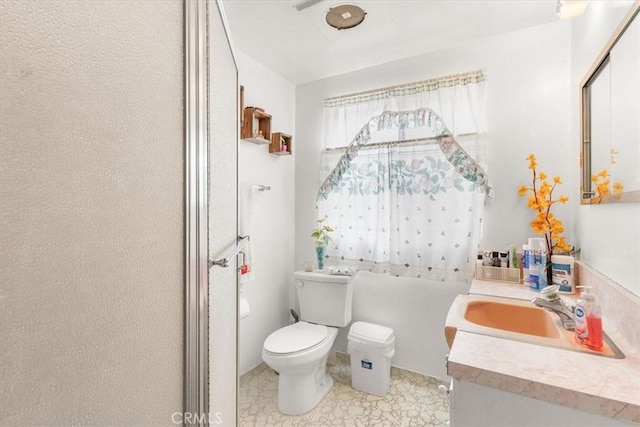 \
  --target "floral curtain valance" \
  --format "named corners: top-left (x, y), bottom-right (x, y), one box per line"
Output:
top-left (317, 108), bottom-right (492, 202)
top-left (322, 142), bottom-right (478, 199)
